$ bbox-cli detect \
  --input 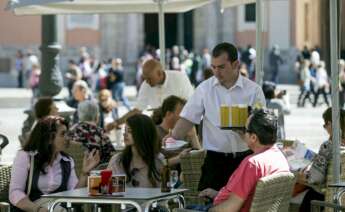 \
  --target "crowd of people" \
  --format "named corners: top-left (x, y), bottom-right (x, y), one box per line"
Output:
top-left (295, 46), bottom-right (331, 108)
top-left (9, 42), bottom-right (341, 212)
